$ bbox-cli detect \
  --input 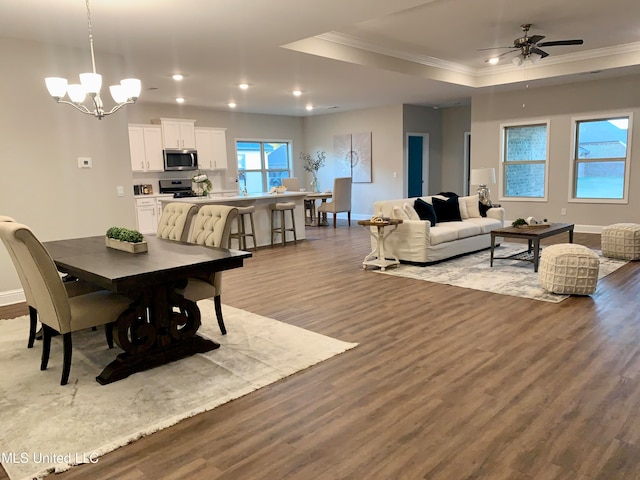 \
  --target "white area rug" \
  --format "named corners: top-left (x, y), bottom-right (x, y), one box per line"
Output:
top-left (377, 243), bottom-right (628, 303)
top-left (0, 301), bottom-right (357, 480)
